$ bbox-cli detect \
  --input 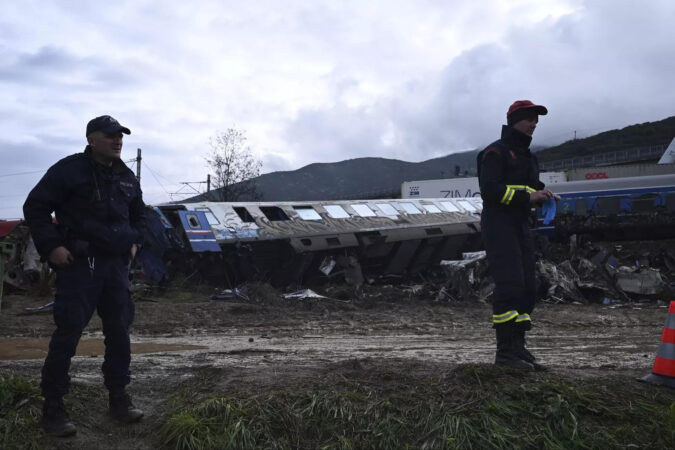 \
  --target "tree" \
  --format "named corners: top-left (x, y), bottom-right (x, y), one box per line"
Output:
top-left (205, 128), bottom-right (263, 201)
